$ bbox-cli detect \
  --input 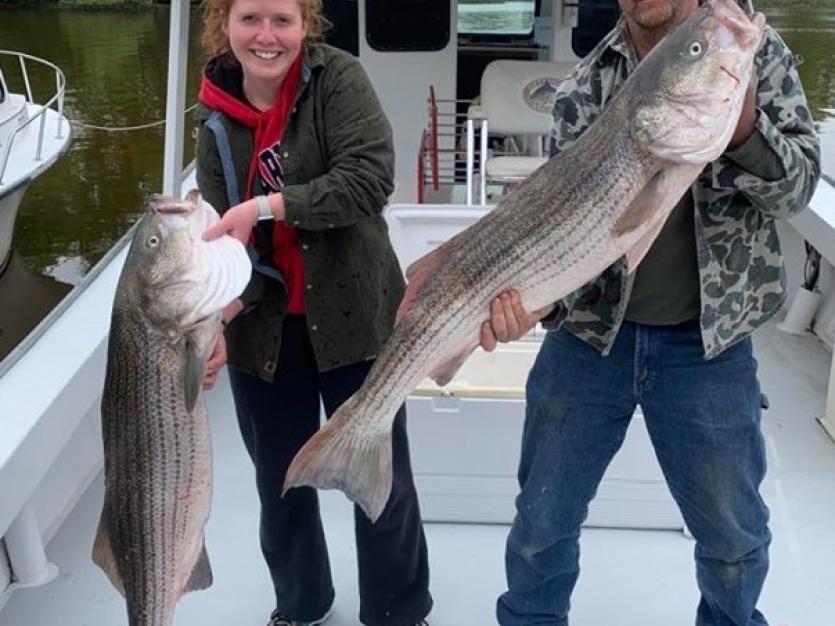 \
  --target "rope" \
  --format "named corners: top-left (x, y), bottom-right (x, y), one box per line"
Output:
top-left (70, 103), bottom-right (199, 132)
